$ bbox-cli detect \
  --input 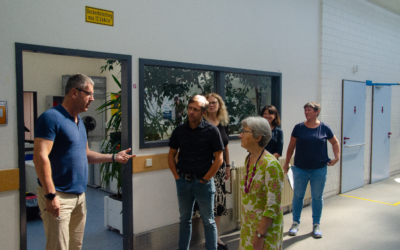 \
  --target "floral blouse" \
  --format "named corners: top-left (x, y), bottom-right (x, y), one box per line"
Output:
top-left (239, 153), bottom-right (284, 250)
